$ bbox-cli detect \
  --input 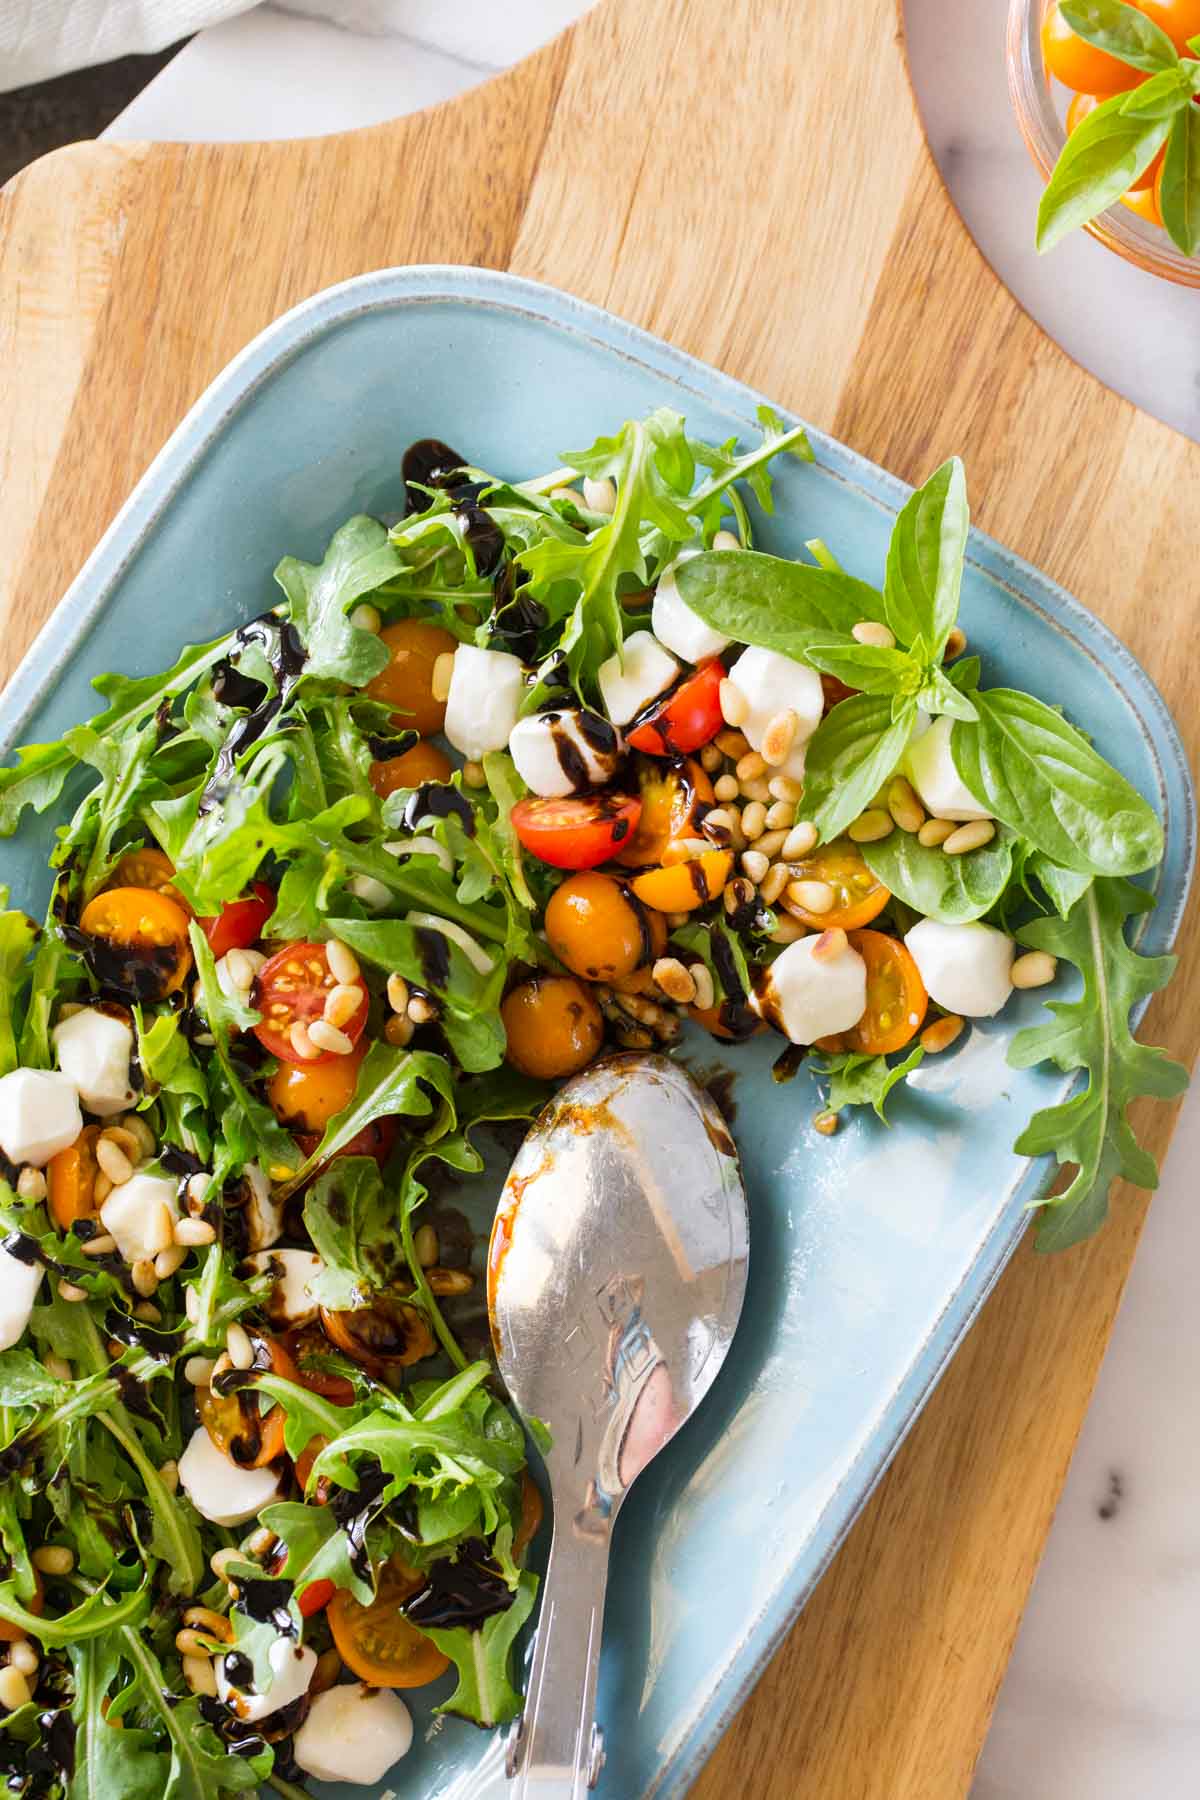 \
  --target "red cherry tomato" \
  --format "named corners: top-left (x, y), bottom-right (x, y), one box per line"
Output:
top-left (252, 942), bottom-right (369, 1065)
top-left (293, 1117), bottom-right (398, 1170)
top-left (298, 1577), bottom-right (337, 1617)
top-left (511, 793), bottom-right (642, 870)
top-left (200, 882), bottom-right (276, 958)
top-left (625, 660), bottom-right (725, 756)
